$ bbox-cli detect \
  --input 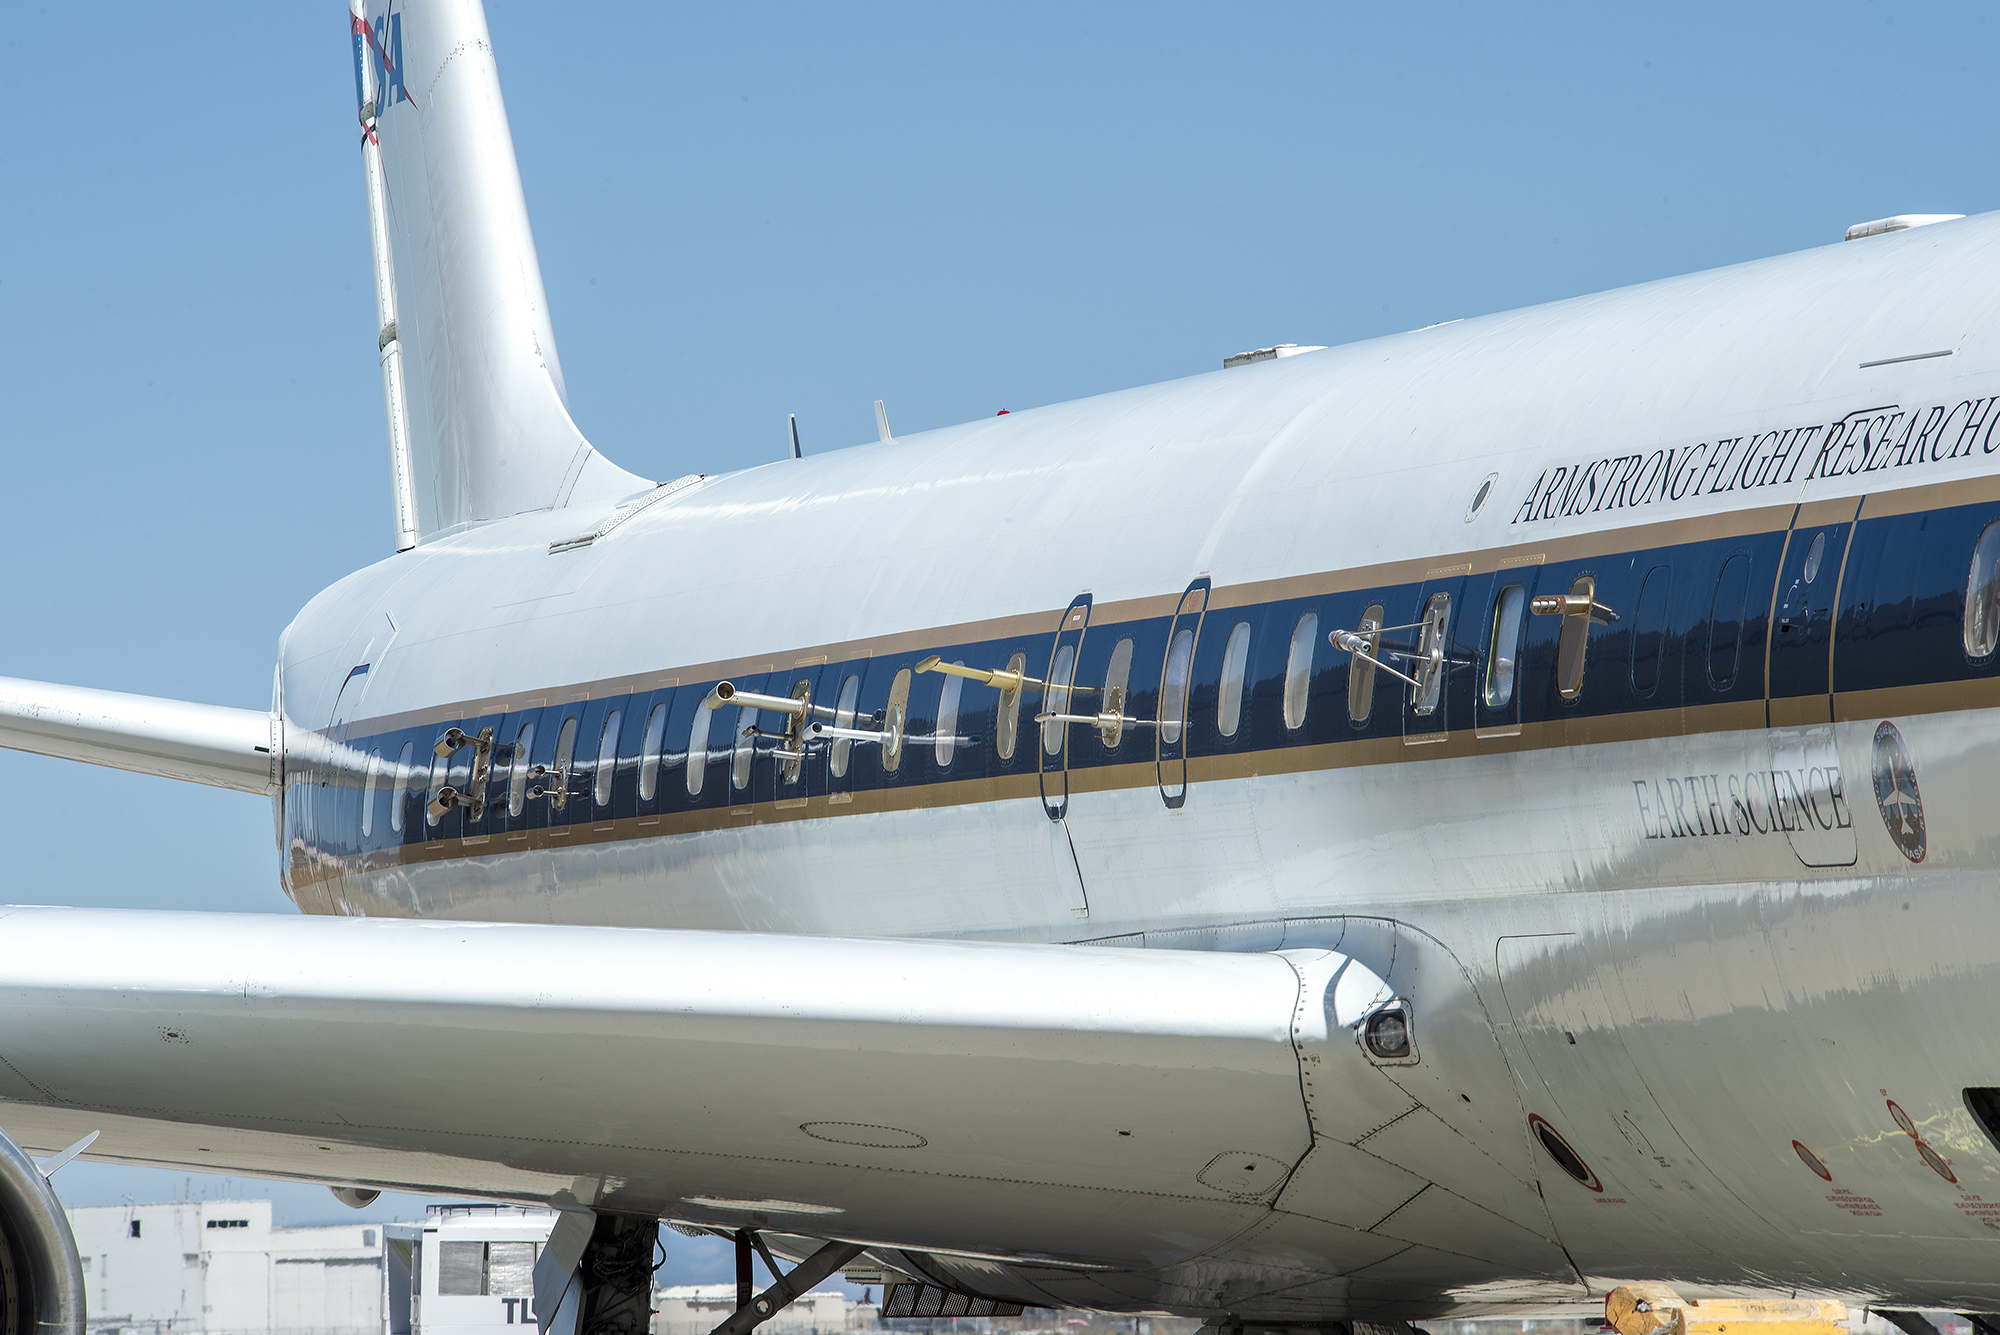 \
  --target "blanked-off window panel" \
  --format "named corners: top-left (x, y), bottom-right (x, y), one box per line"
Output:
top-left (1101, 637), bottom-right (1134, 748)
top-left (829, 675), bottom-right (861, 777)
top-left (1557, 576), bottom-right (1594, 700)
top-left (882, 669), bottom-right (913, 773)
top-left (553, 716), bottom-right (579, 789)
top-left (1283, 613), bottom-right (1319, 729)
top-left (425, 742), bottom-right (450, 828)
top-left (508, 721), bottom-right (535, 816)
top-left (1412, 594), bottom-right (1450, 716)
top-left (1347, 604), bottom-right (1384, 724)
top-left (995, 652), bottom-right (1027, 761)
